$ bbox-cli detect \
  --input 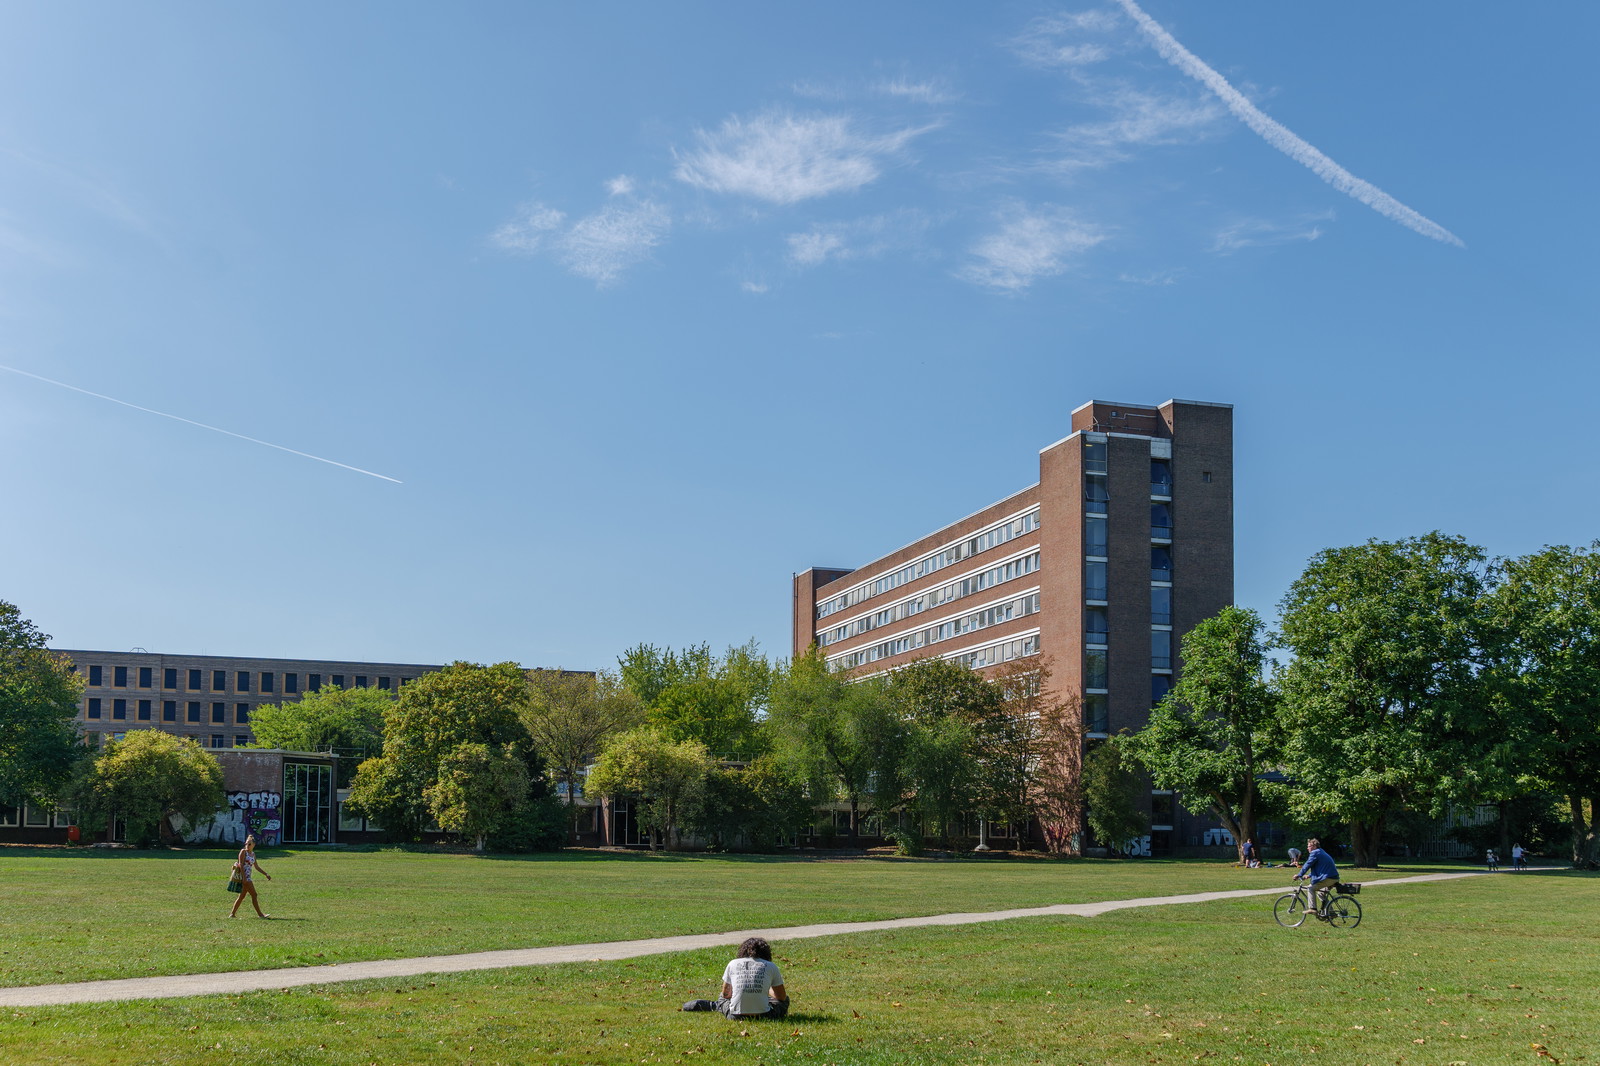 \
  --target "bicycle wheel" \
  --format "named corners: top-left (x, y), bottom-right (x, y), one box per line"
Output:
top-left (1273, 892), bottom-right (1307, 928)
top-left (1325, 895), bottom-right (1363, 928)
